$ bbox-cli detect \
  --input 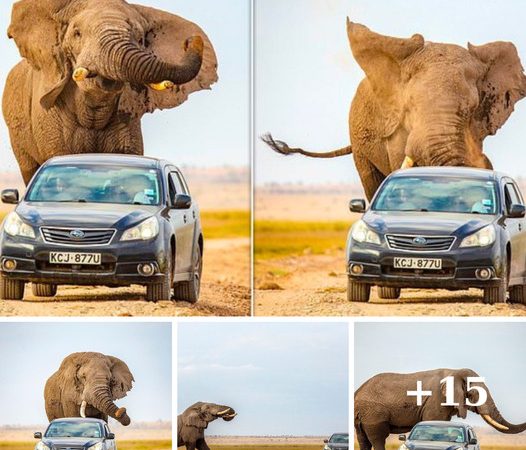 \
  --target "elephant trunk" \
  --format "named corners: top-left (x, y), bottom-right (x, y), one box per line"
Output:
top-left (98, 28), bottom-right (203, 86)
top-left (85, 381), bottom-right (131, 426)
top-left (479, 394), bottom-right (526, 434)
